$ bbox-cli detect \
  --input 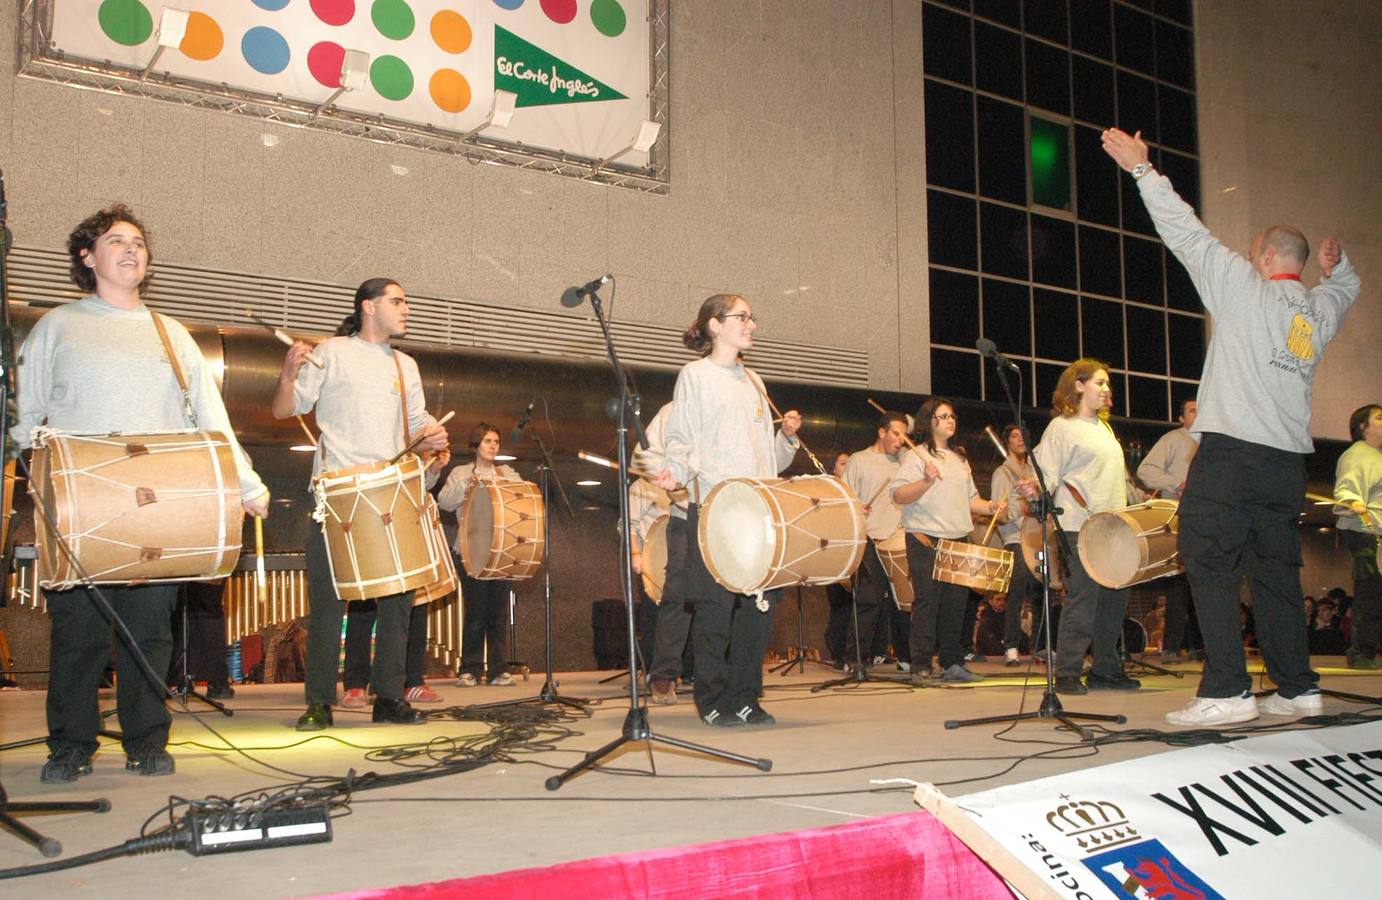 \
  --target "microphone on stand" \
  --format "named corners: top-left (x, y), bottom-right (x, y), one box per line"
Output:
top-left (976, 337), bottom-right (1020, 372)
top-left (560, 274), bottom-right (612, 308)
top-left (509, 398), bottom-right (536, 444)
